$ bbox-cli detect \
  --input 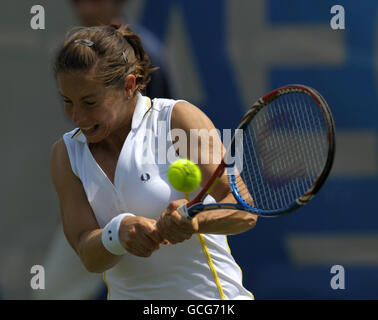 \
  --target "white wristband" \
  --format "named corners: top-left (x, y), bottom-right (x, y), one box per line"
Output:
top-left (102, 213), bottom-right (135, 255)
